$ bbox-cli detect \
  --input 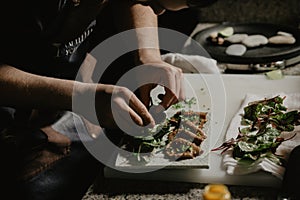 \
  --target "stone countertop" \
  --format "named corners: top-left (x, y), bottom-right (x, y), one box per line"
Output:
top-left (82, 178), bottom-right (280, 200)
top-left (281, 63), bottom-right (300, 75)
top-left (195, 0), bottom-right (300, 28)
